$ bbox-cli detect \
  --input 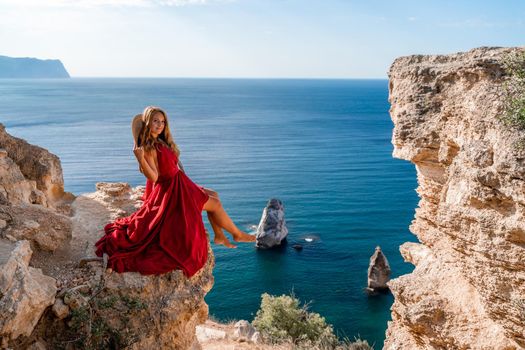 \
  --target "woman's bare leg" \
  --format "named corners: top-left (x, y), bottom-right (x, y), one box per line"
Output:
top-left (202, 188), bottom-right (255, 244)
top-left (207, 211), bottom-right (237, 248)
top-left (202, 188), bottom-right (237, 248)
